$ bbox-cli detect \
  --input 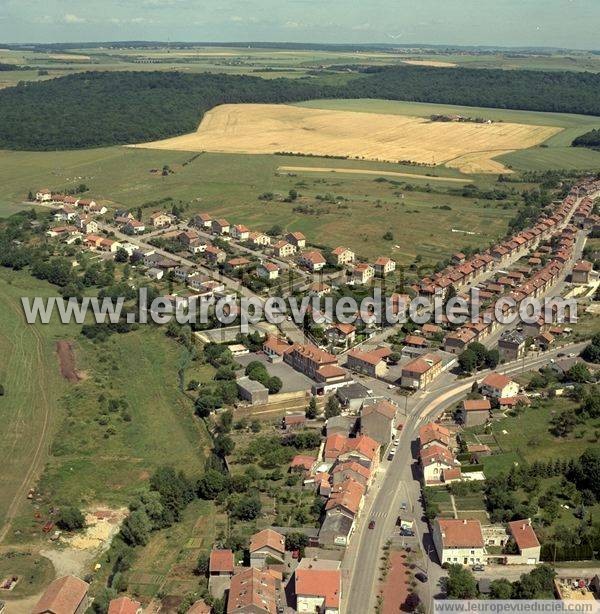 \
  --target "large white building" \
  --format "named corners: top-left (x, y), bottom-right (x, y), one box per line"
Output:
top-left (433, 518), bottom-right (486, 566)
